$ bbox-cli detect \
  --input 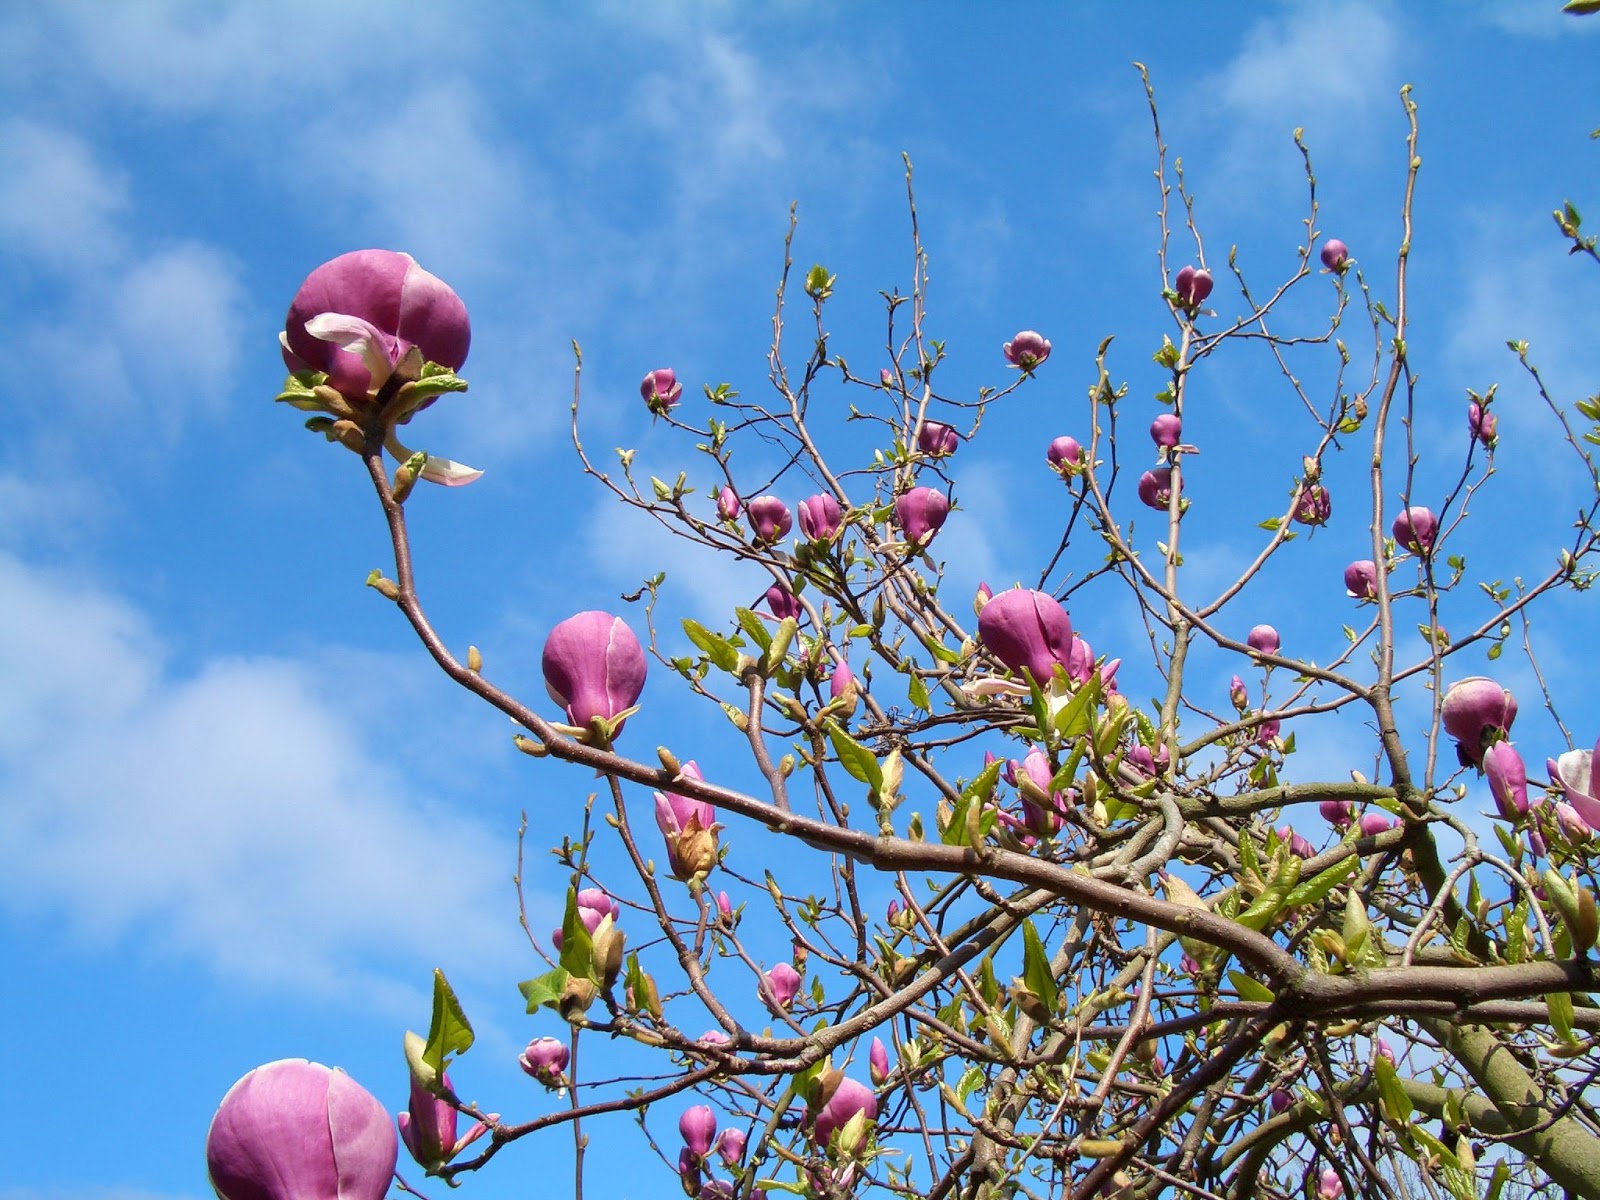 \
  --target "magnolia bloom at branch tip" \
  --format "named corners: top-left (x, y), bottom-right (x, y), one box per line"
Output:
top-left (518, 1037), bottom-right (569, 1087)
top-left (552, 888), bottom-right (620, 950)
top-left (917, 420), bottom-right (959, 457)
top-left (655, 760), bottom-right (720, 881)
top-left (1048, 435), bottom-right (1085, 476)
top-left (895, 487), bottom-right (950, 547)
top-left (1441, 678), bottom-right (1517, 768)
top-left (764, 962), bottom-right (802, 1009)
top-left (1554, 736), bottom-right (1600, 832)
top-left (679, 1105), bottom-right (718, 1158)
top-left (640, 367), bottom-right (682, 414)
top-left (1484, 740), bottom-right (1529, 820)
top-left (1003, 329), bottom-right (1051, 370)
top-left (977, 587), bottom-right (1074, 686)
top-left (746, 495), bottom-right (793, 544)
top-left (1149, 413), bottom-right (1182, 448)
top-left (1344, 559), bottom-right (1380, 600)
top-left (717, 1128), bottom-right (747, 1167)
top-left (1174, 264), bottom-right (1213, 307)
top-left (1318, 1167), bottom-right (1344, 1200)
top-left (869, 1038), bottom-right (891, 1086)
top-left (541, 611), bottom-right (647, 735)
top-left (398, 1069), bottom-right (489, 1172)
top-left (1320, 799), bottom-right (1356, 829)
top-left (764, 583), bottom-right (802, 623)
top-left (206, 1059), bottom-right (397, 1200)
top-left (1469, 400), bottom-right (1498, 447)
top-left (1392, 506), bottom-right (1438, 554)
top-left (1293, 483), bottom-right (1331, 526)
top-left (1137, 466), bottom-right (1178, 511)
top-left (798, 493), bottom-right (844, 542)
top-left (1319, 239), bottom-right (1350, 272)
top-left (1246, 625), bottom-right (1280, 655)
top-left (715, 487), bottom-right (741, 521)
top-left (1358, 810), bottom-right (1395, 837)
top-left (811, 1076), bottom-right (879, 1148)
